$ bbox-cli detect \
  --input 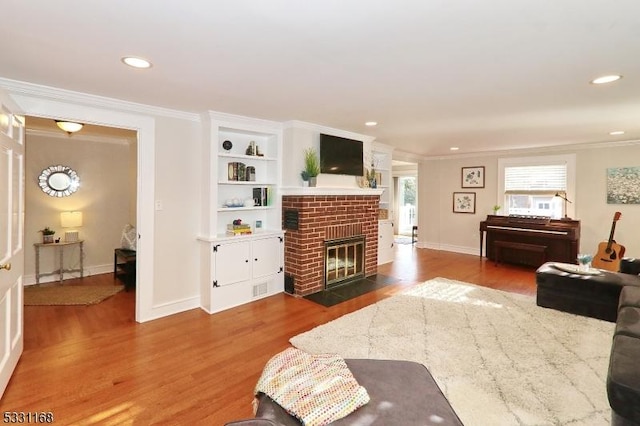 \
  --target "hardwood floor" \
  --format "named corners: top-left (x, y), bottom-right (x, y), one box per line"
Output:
top-left (1, 245), bottom-right (537, 425)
